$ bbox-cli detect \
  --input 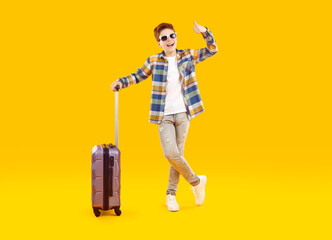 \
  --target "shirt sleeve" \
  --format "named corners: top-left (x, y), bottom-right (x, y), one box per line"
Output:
top-left (117, 57), bottom-right (152, 89)
top-left (190, 27), bottom-right (218, 64)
